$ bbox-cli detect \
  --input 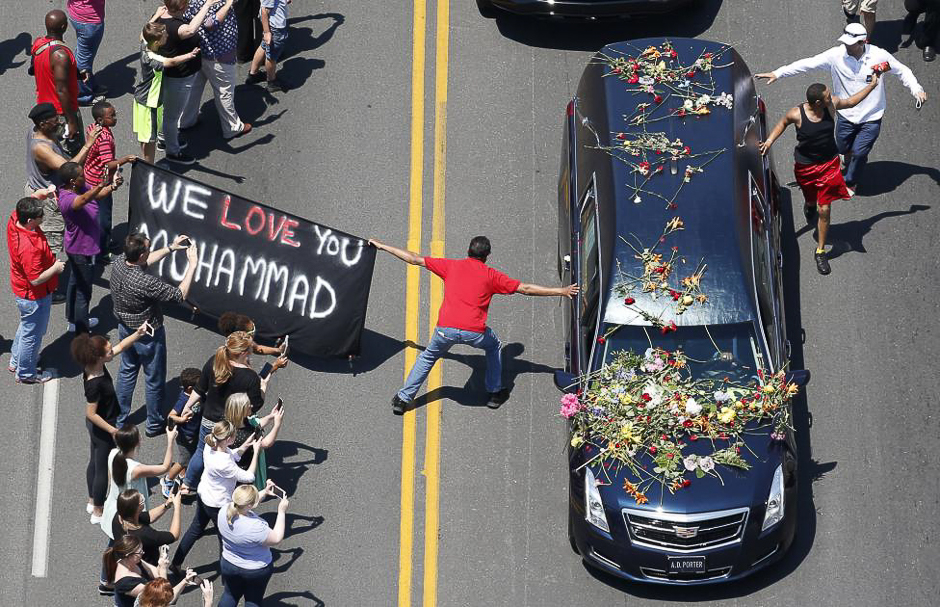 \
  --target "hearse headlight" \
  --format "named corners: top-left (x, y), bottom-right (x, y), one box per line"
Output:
top-left (584, 466), bottom-right (610, 533)
top-left (761, 464), bottom-right (785, 531)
